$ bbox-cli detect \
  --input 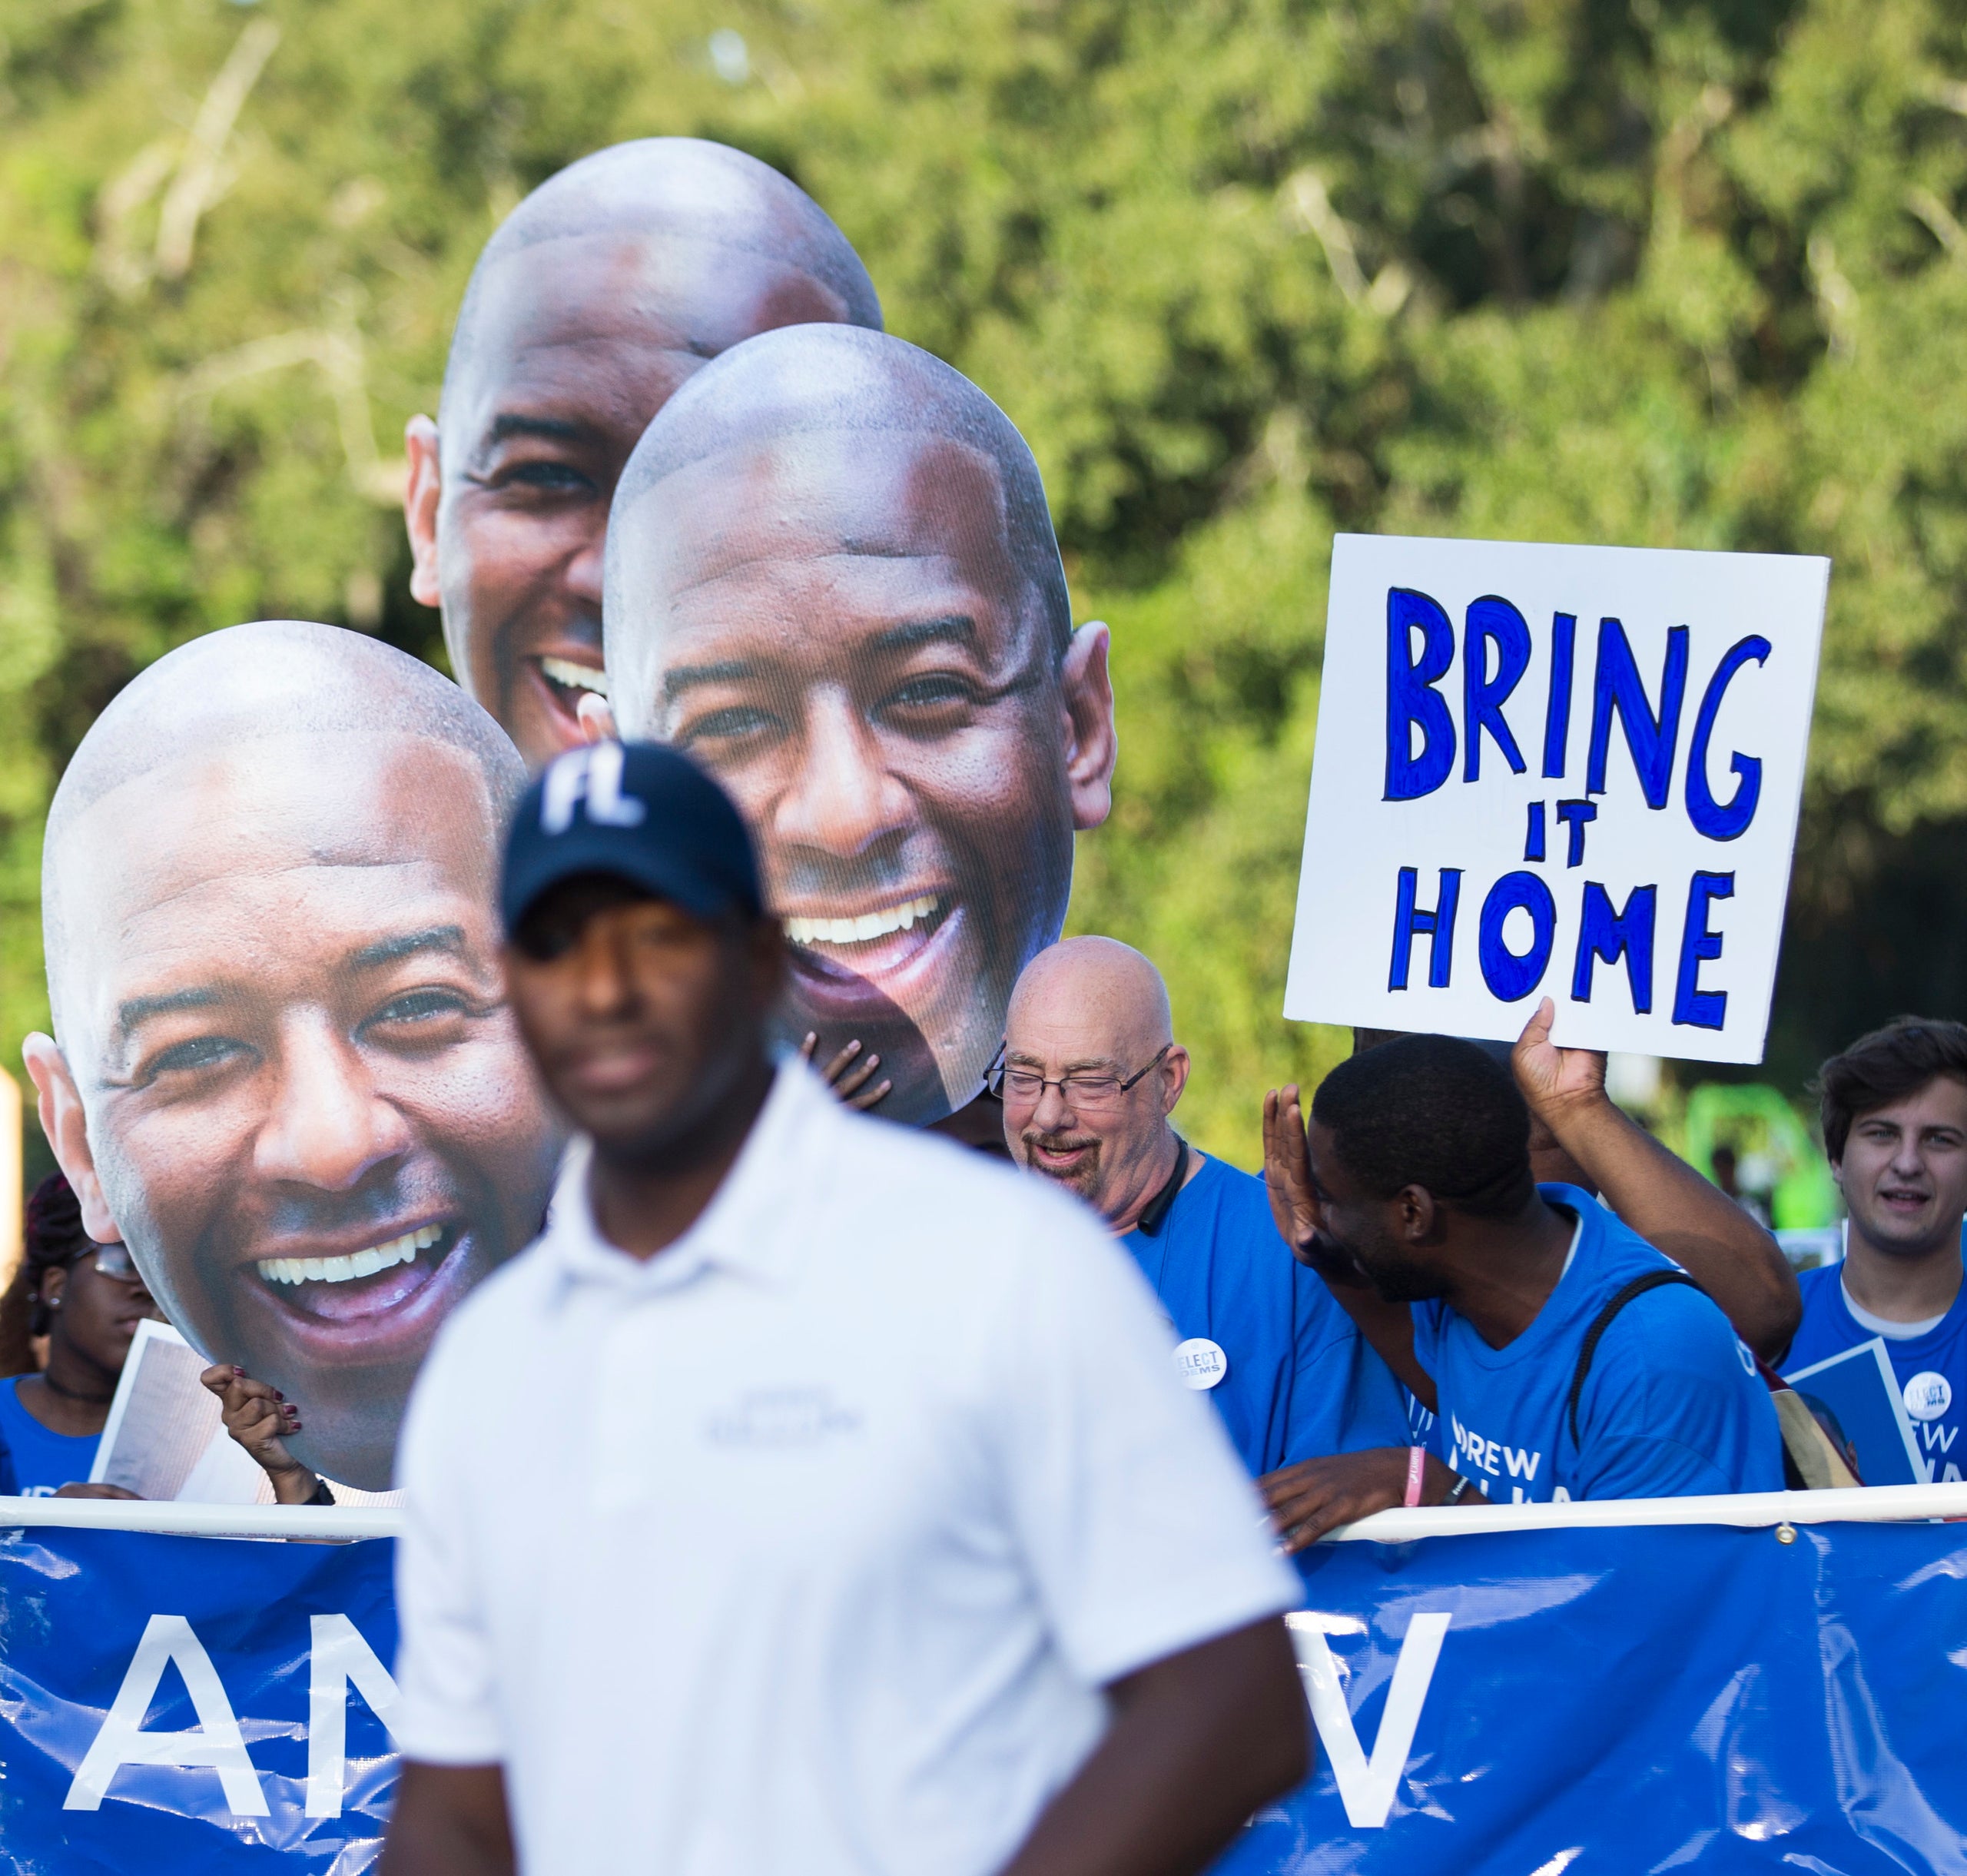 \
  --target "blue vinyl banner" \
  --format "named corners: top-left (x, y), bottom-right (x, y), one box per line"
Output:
top-left (0, 1526), bottom-right (399, 1873)
top-left (3, 1517), bottom-right (1965, 1873)
top-left (1233, 1521), bottom-right (1967, 1876)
